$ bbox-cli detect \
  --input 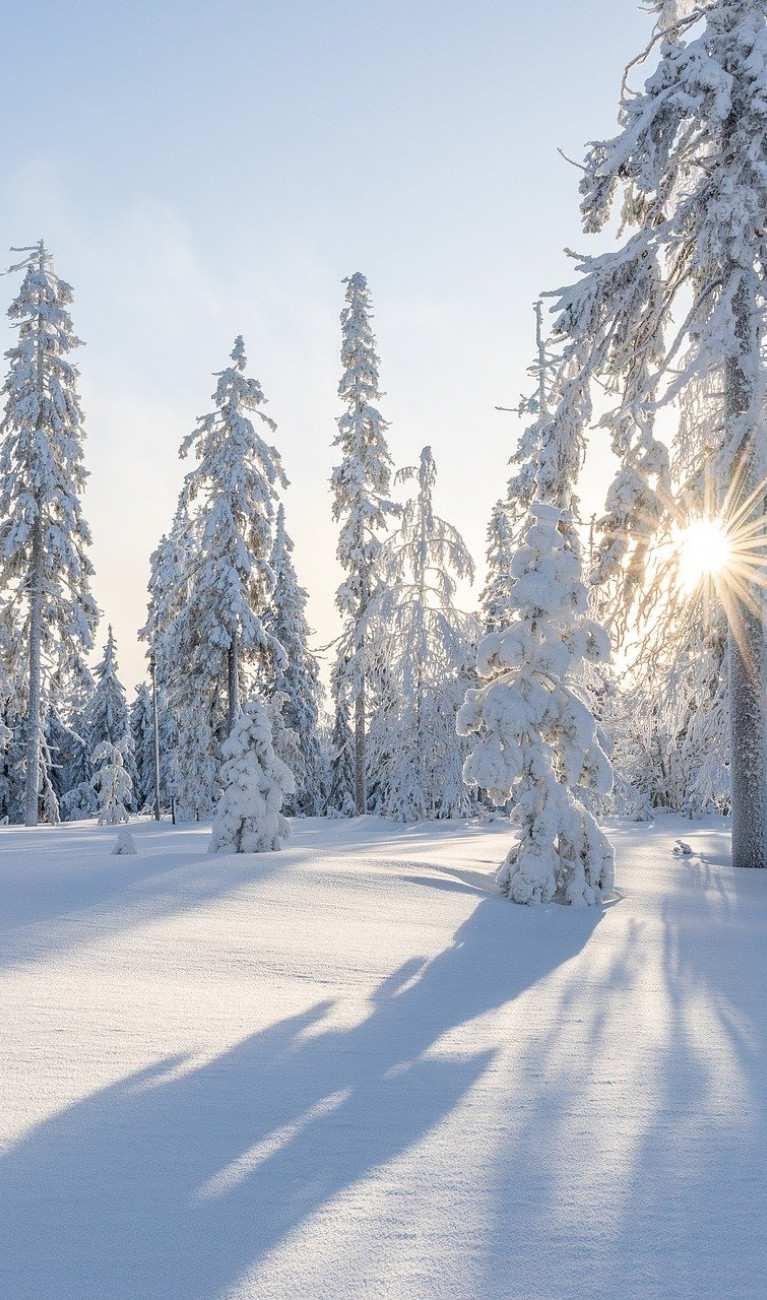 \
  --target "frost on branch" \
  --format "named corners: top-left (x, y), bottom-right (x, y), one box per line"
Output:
top-left (459, 501), bottom-right (614, 906)
top-left (209, 700), bottom-right (295, 854)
